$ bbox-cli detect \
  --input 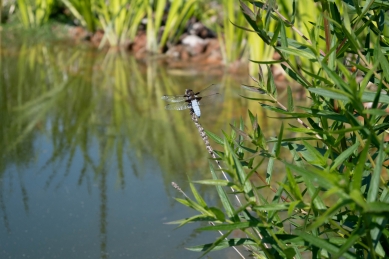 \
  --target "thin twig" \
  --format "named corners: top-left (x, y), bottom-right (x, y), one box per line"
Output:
top-left (190, 111), bottom-right (242, 206)
top-left (190, 110), bottom-right (271, 250)
top-left (171, 182), bottom-right (190, 199)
